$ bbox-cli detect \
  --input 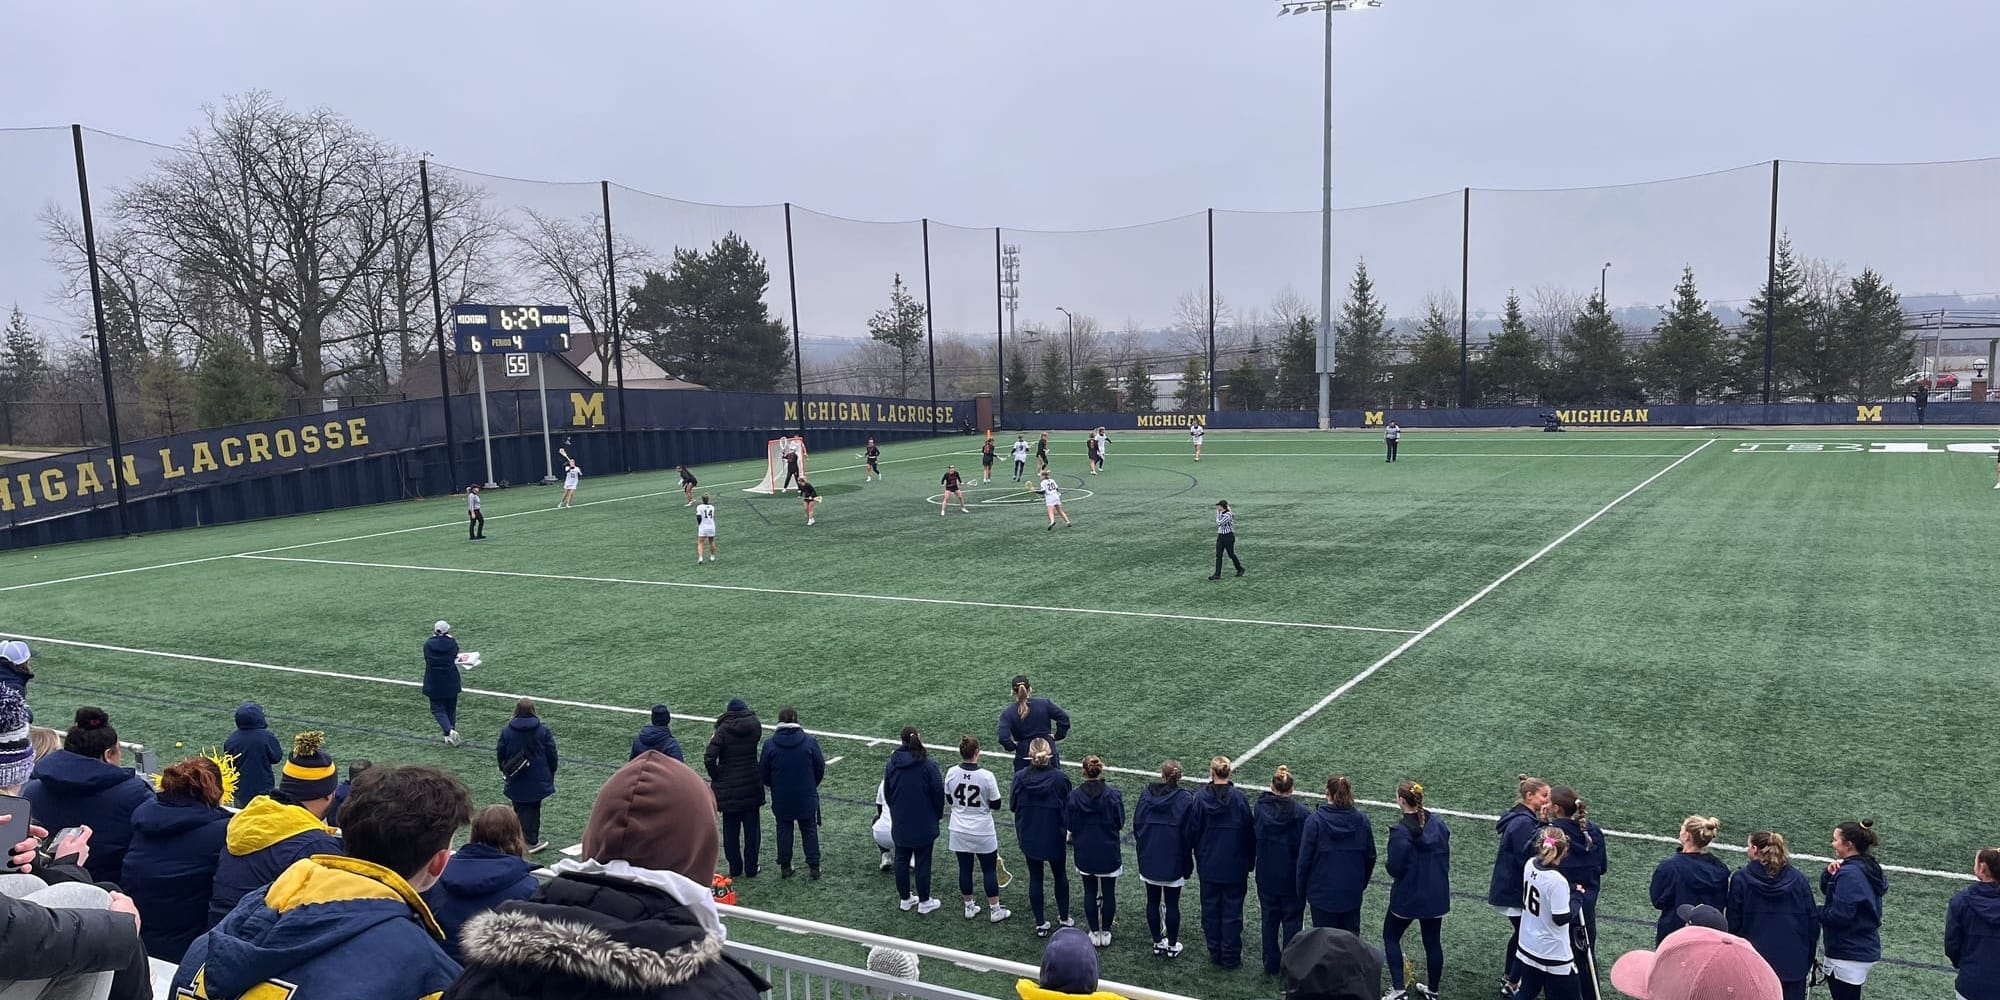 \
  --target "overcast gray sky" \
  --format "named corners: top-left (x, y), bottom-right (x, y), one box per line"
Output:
top-left (3, 0), bottom-right (1995, 335)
